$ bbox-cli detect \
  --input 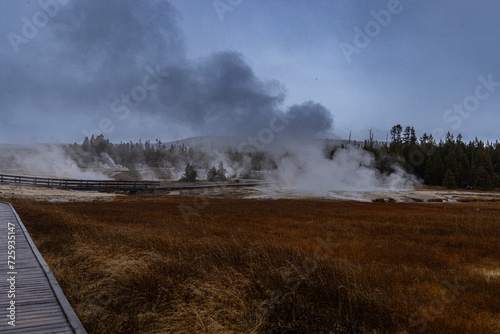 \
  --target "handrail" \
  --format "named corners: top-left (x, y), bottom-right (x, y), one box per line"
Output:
top-left (0, 201), bottom-right (87, 333)
top-left (0, 174), bottom-right (159, 191)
